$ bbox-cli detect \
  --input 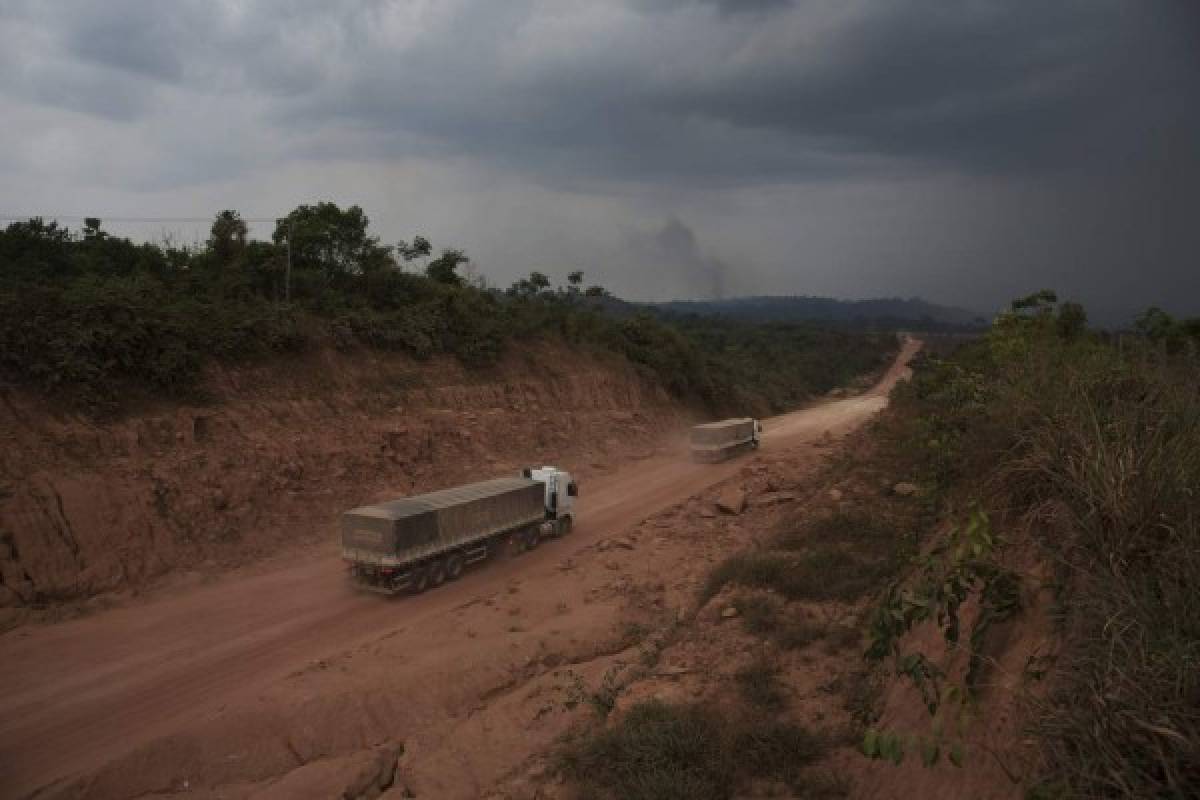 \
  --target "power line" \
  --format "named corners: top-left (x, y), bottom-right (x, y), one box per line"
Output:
top-left (0, 214), bottom-right (281, 223)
